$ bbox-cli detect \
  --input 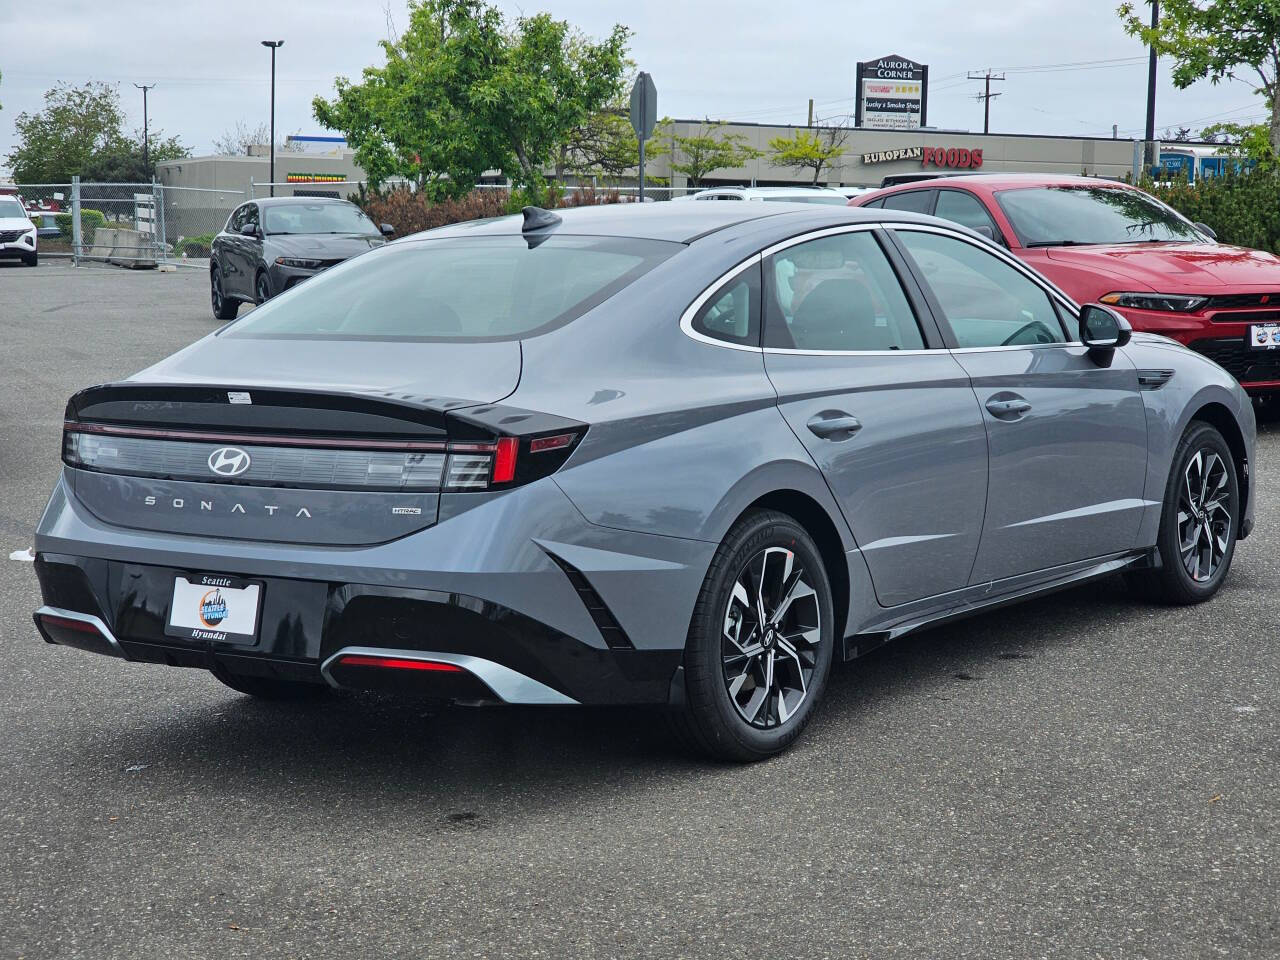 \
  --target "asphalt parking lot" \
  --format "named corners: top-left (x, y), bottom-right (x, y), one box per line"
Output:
top-left (0, 260), bottom-right (1277, 959)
